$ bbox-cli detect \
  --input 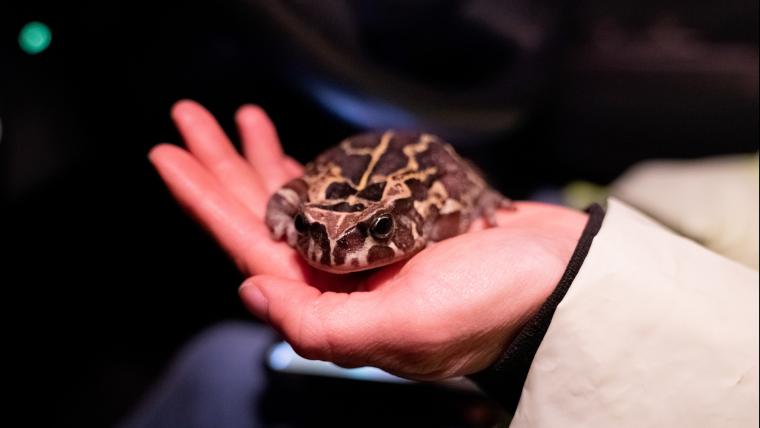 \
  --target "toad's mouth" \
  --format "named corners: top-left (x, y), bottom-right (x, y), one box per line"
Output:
top-left (295, 243), bottom-right (421, 274)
